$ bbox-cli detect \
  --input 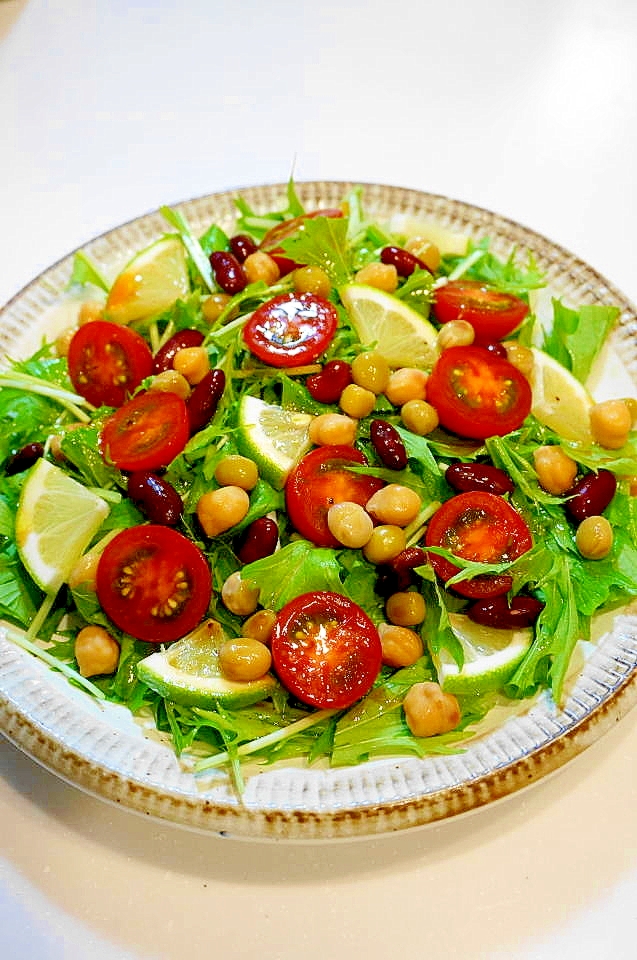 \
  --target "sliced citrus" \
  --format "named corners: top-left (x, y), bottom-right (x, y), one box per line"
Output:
top-left (389, 214), bottom-right (470, 256)
top-left (237, 395), bottom-right (313, 489)
top-left (16, 459), bottom-right (110, 594)
top-left (339, 283), bottom-right (438, 368)
top-left (104, 235), bottom-right (190, 325)
top-left (137, 619), bottom-right (278, 709)
top-left (529, 347), bottom-right (594, 443)
top-left (433, 612), bottom-right (533, 695)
